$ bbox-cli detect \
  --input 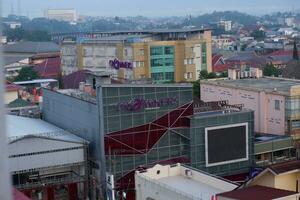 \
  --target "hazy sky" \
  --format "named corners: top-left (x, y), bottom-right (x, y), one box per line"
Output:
top-left (2, 0), bottom-right (300, 18)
